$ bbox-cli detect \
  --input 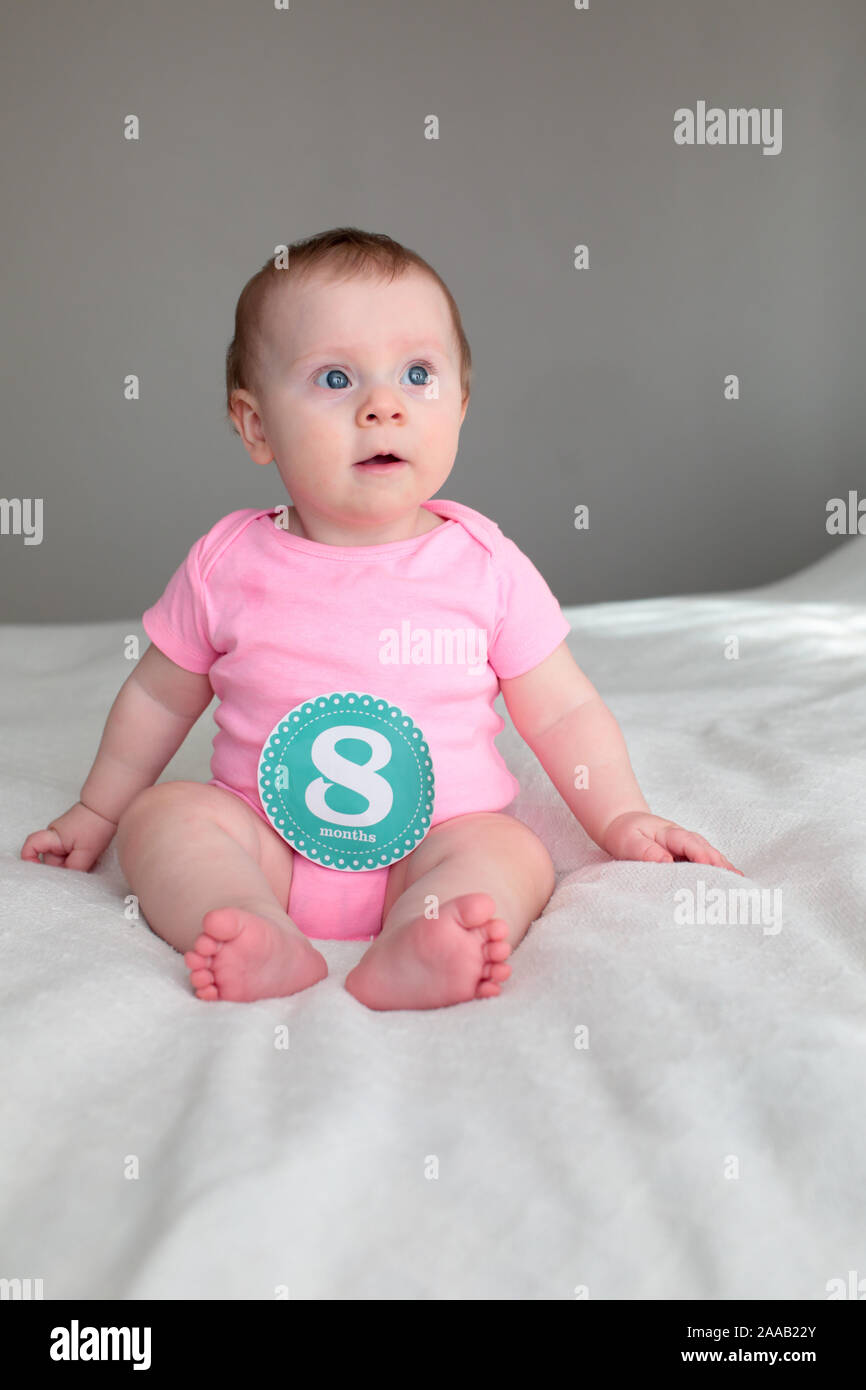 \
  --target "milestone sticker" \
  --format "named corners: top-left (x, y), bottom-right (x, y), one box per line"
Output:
top-left (258, 692), bottom-right (434, 871)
